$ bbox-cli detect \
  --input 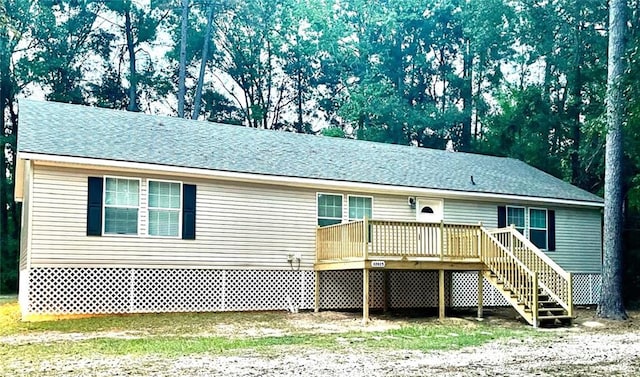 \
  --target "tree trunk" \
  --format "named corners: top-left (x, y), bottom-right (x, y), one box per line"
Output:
top-left (296, 66), bottom-right (303, 133)
top-left (569, 63), bottom-right (583, 188)
top-left (461, 38), bottom-right (472, 151)
top-left (192, 2), bottom-right (215, 120)
top-left (0, 27), bottom-right (9, 284)
top-left (124, 2), bottom-right (138, 112)
top-left (177, 0), bottom-right (189, 118)
top-left (597, 0), bottom-right (627, 320)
